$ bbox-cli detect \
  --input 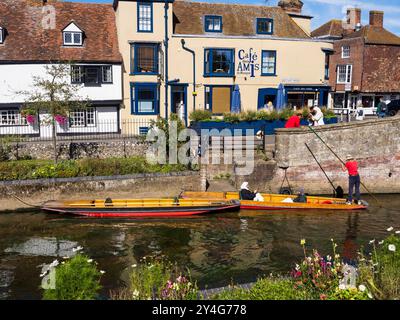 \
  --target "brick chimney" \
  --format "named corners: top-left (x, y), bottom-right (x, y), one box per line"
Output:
top-left (278, 0), bottom-right (304, 14)
top-left (369, 11), bottom-right (384, 27)
top-left (347, 8), bottom-right (361, 27)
